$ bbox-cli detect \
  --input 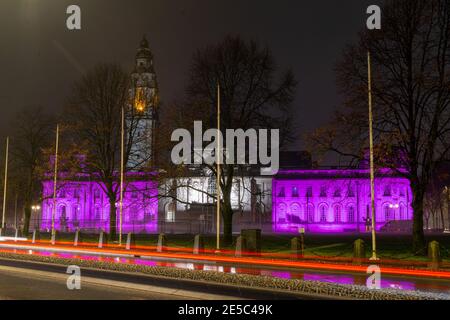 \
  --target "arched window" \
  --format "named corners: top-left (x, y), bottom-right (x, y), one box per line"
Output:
top-left (165, 202), bottom-right (176, 222)
top-left (290, 203), bottom-right (301, 221)
top-left (320, 206), bottom-right (327, 222)
top-left (307, 204), bottom-right (314, 223)
top-left (334, 205), bottom-right (342, 223)
top-left (348, 206), bottom-right (355, 223)
top-left (384, 205), bottom-right (391, 221)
